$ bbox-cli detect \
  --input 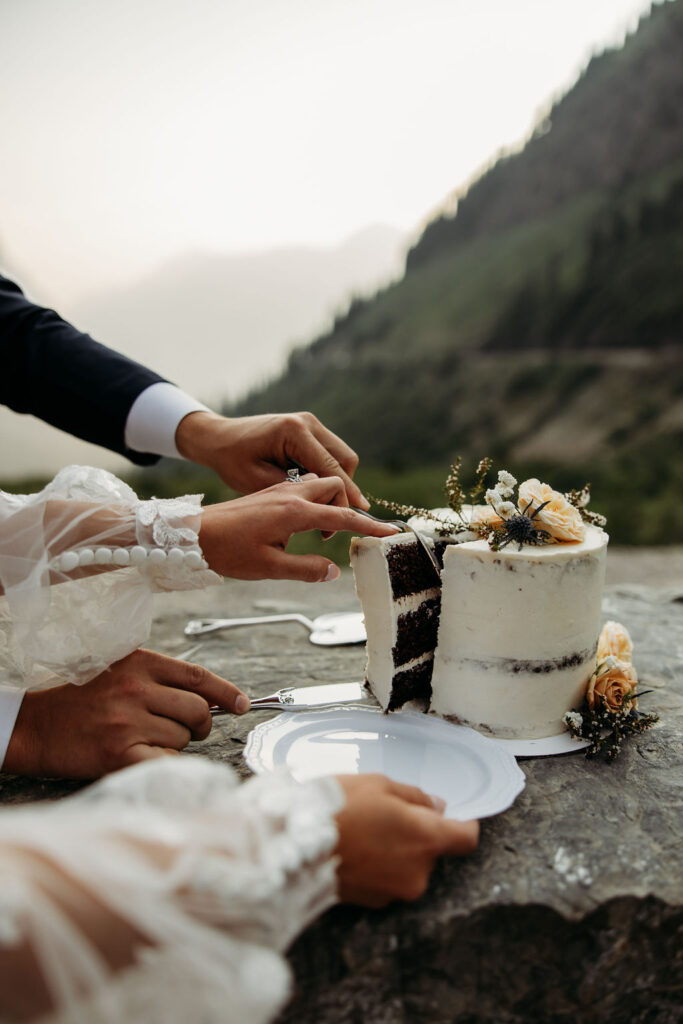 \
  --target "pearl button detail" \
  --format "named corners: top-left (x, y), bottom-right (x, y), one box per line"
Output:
top-left (113, 548), bottom-right (130, 566)
top-left (167, 547), bottom-right (184, 567)
top-left (95, 547), bottom-right (113, 565)
top-left (130, 546), bottom-right (147, 566)
top-left (78, 548), bottom-right (95, 567)
top-left (148, 548), bottom-right (168, 566)
top-left (184, 551), bottom-right (203, 569)
top-left (59, 551), bottom-right (79, 573)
